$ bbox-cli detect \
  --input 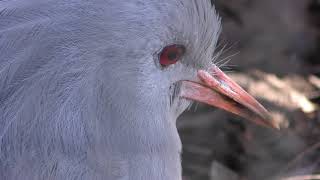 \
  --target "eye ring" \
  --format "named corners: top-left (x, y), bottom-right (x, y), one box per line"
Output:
top-left (159, 44), bottom-right (186, 67)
